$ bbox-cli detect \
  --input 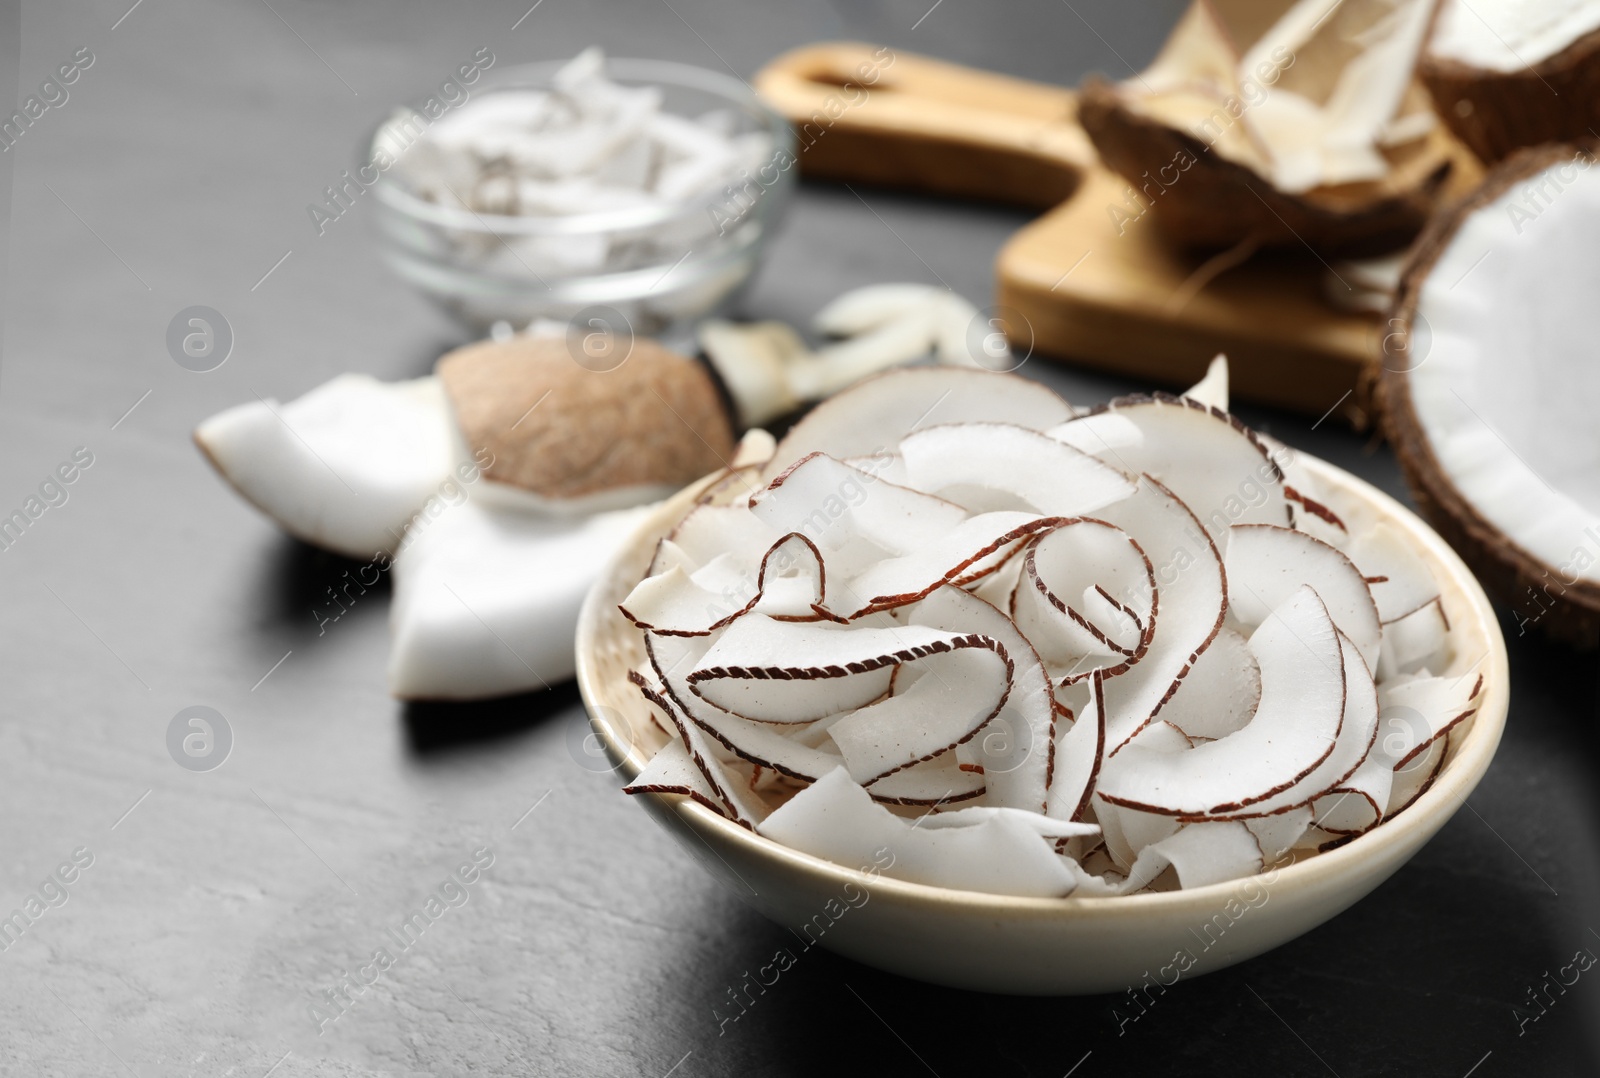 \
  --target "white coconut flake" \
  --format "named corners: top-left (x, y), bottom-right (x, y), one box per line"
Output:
top-left (1348, 520), bottom-right (1442, 624)
top-left (1092, 476), bottom-right (1229, 749)
top-left (1430, 0), bottom-right (1600, 73)
top-left (1158, 627), bottom-right (1261, 741)
top-left (761, 367), bottom-right (1075, 483)
top-left (1225, 523), bottom-right (1383, 671)
top-left (1097, 586), bottom-right (1345, 817)
top-left (758, 767), bottom-right (1084, 898)
top-left (898, 422), bottom-right (1137, 518)
top-left (912, 586), bottom-right (1054, 812)
top-left (1120, 821), bottom-right (1264, 892)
